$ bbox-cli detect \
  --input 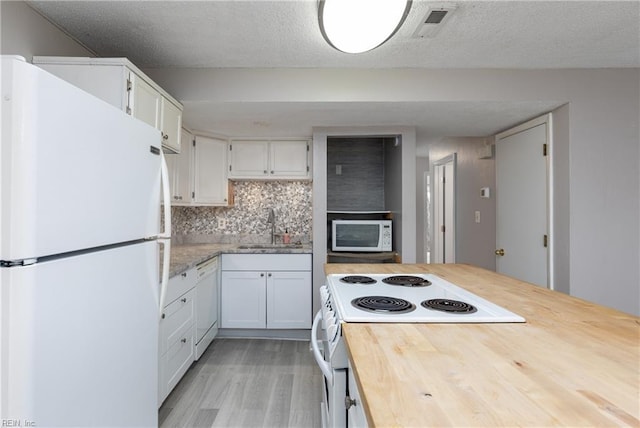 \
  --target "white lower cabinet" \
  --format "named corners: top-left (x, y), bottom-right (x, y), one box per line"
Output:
top-left (220, 254), bottom-right (311, 329)
top-left (159, 268), bottom-right (196, 406)
top-left (347, 362), bottom-right (369, 428)
top-left (220, 271), bottom-right (267, 328)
